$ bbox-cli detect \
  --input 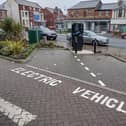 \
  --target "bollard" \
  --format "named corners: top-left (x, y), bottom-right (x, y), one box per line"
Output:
top-left (75, 36), bottom-right (78, 54)
top-left (43, 36), bottom-right (47, 43)
top-left (93, 40), bottom-right (97, 53)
